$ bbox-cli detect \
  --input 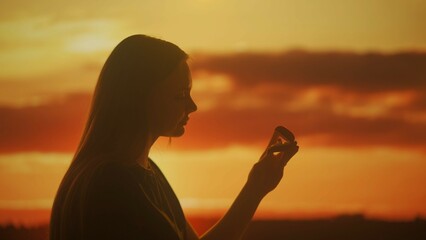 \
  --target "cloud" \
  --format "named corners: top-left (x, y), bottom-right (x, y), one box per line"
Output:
top-left (1, 51), bottom-right (425, 153)
top-left (0, 16), bottom-right (120, 78)
top-left (178, 105), bottom-right (426, 150)
top-left (0, 61), bottom-right (100, 107)
top-left (191, 51), bottom-right (426, 92)
top-left (0, 93), bottom-right (91, 153)
top-left (1, 91), bottom-right (425, 154)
